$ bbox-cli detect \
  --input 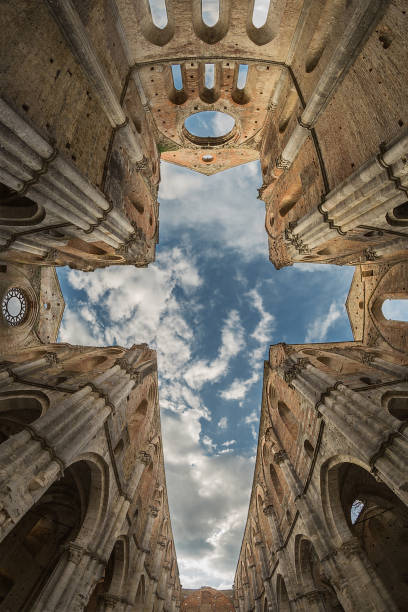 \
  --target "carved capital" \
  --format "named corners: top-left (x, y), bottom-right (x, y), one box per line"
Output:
top-left (273, 449), bottom-right (287, 464)
top-left (45, 352), bottom-right (58, 367)
top-left (364, 247), bottom-right (378, 261)
top-left (361, 352), bottom-right (375, 366)
top-left (135, 156), bottom-right (148, 171)
top-left (276, 155), bottom-right (291, 171)
top-left (64, 542), bottom-right (84, 565)
top-left (282, 358), bottom-right (308, 386)
top-left (263, 504), bottom-right (274, 517)
top-left (149, 505), bottom-right (159, 518)
top-left (138, 450), bottom-right (152, 466)
top-left (339, 537), bottom-right (362, 559)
